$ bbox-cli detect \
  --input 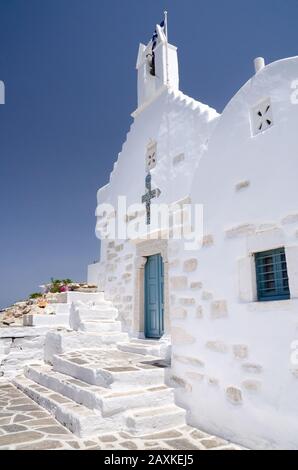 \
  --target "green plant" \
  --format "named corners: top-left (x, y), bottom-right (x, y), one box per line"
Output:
top-left (49, 278), bottom-right (73, 293)
top-left (29, 292), bottom-right (43, 299)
